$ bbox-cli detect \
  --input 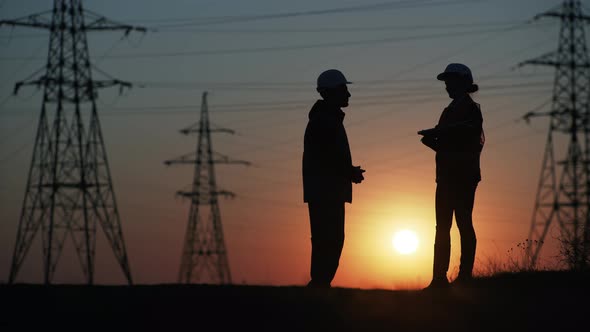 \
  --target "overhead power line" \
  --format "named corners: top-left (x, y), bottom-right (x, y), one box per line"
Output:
top-left (137, 0), bottom-right (487, 28)
top-left (0, 20), bottom-right (533, 38)
top-left (0, 82), bottom-right (552, 117)
top-left (0, 22), bottom-right (550, 61)
top-left (0, 87), bottom-right (552, 119)
top-left (129, 72), bottom-right (550, 89)
top-left (155, 20), bottom-right (521, 33)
